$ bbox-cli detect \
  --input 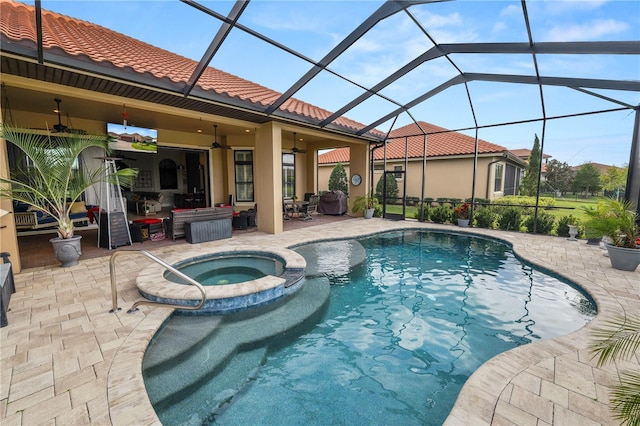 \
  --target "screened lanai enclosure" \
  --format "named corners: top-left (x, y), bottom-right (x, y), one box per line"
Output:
top-left (1, 0), bottom-right (639, 224)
